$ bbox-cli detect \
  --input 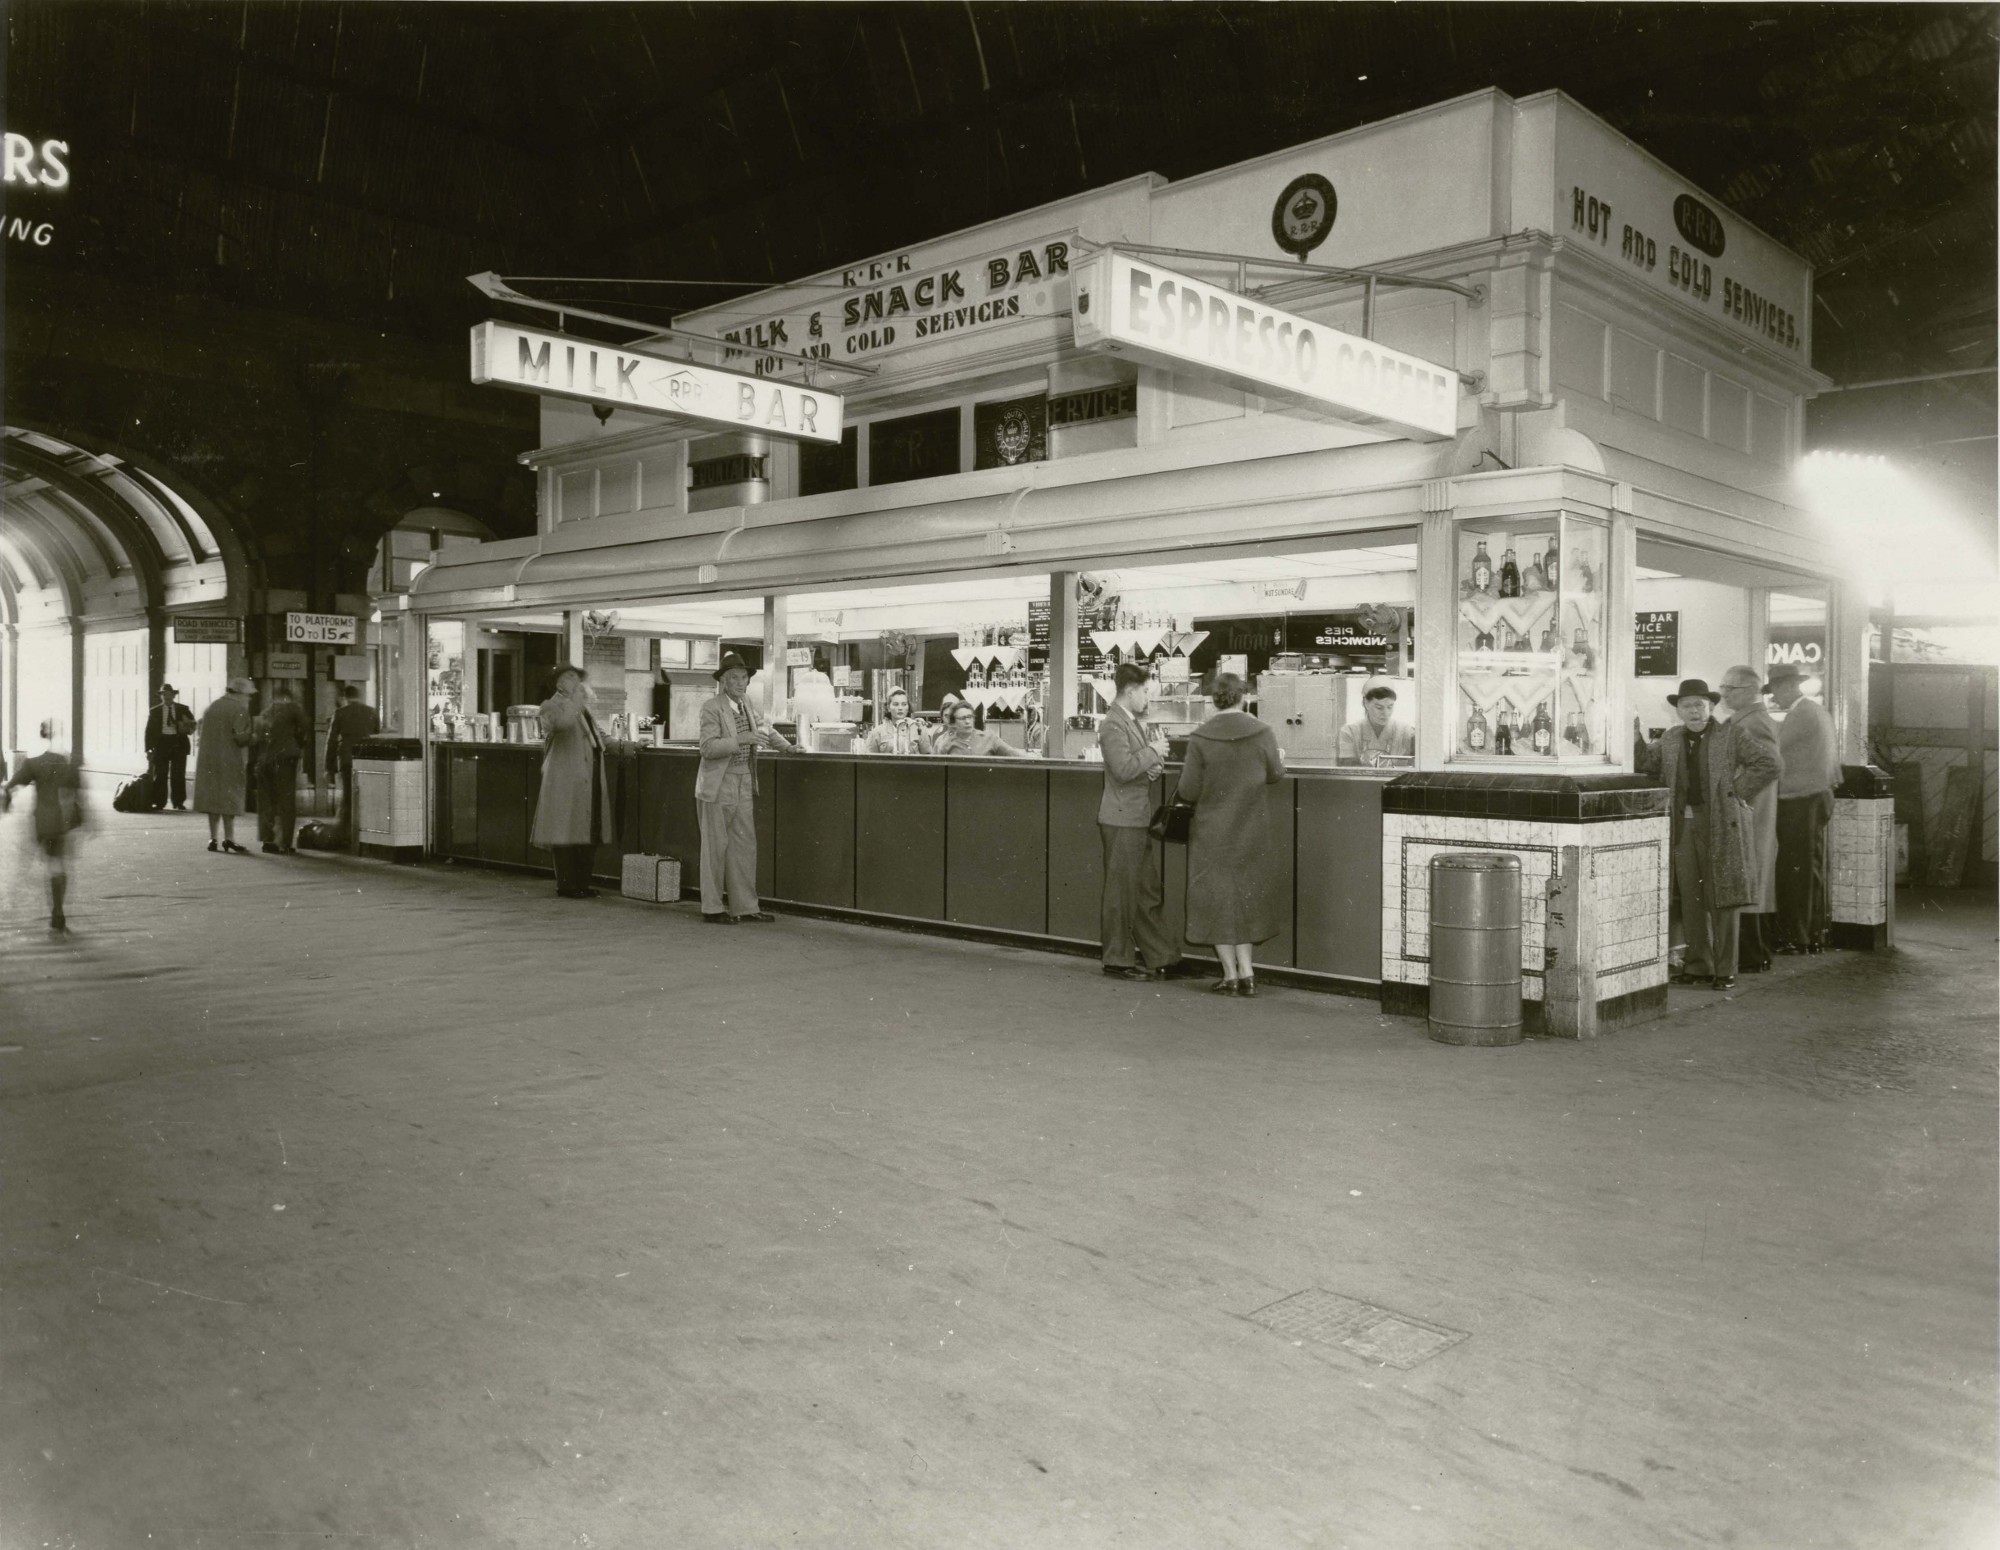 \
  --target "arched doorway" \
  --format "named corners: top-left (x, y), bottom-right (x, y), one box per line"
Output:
top-left (1, 428), bottom-right (248, 774)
